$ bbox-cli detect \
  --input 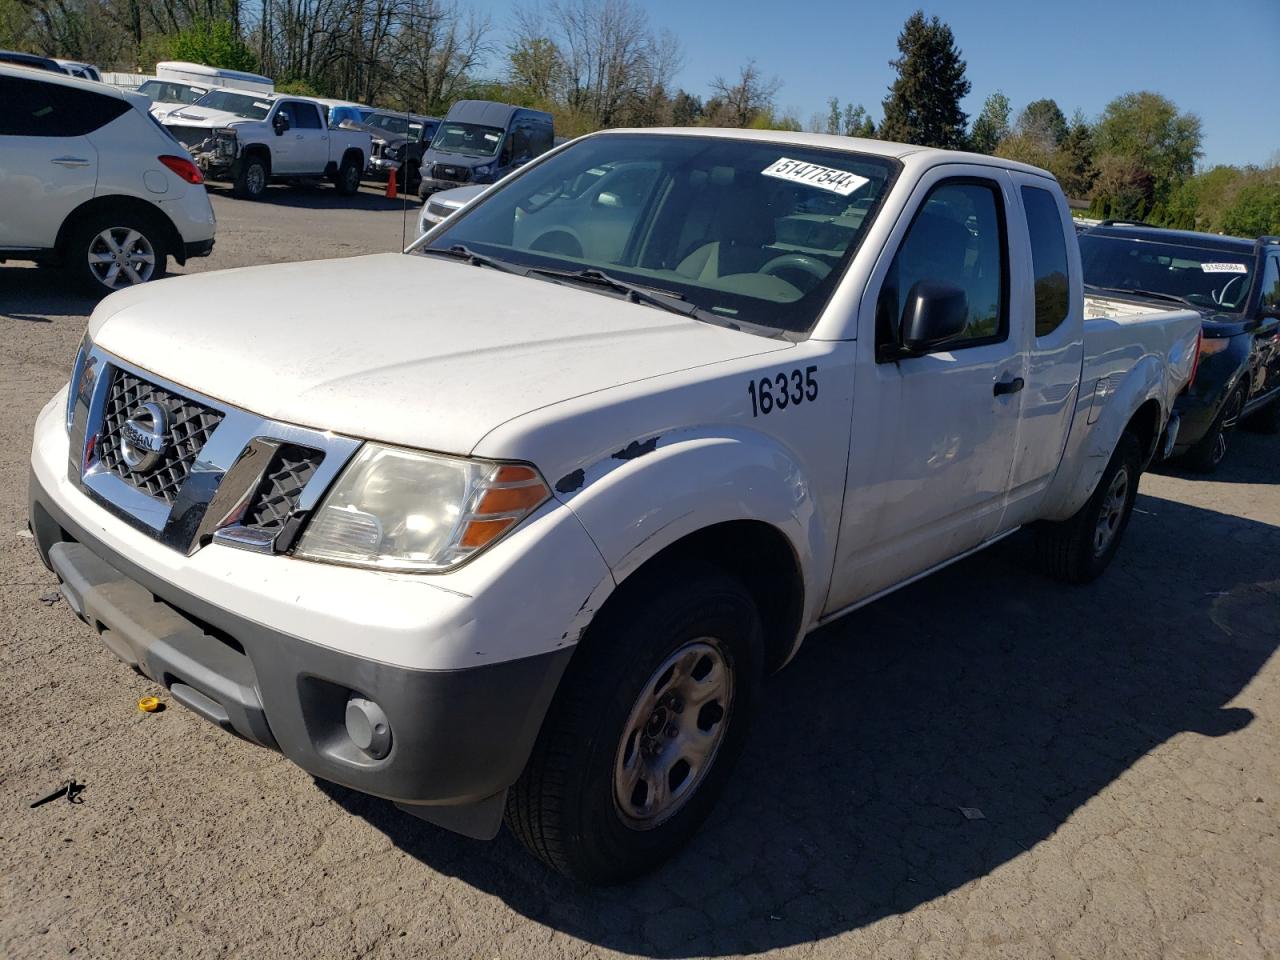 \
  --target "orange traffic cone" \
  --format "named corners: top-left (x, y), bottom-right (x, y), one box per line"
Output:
top-left (385, 166), bottom-right (398, 199)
